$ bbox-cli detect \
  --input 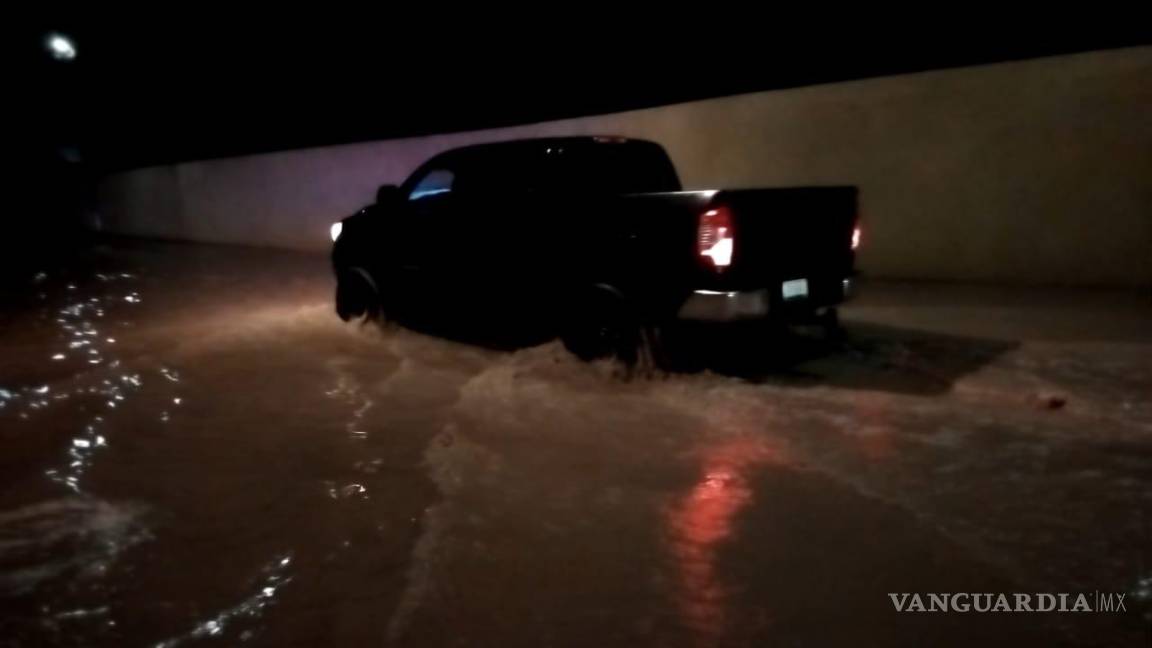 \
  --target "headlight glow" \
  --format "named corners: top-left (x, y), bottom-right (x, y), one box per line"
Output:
top-left (330, 222), bottom-right (343, 242)
top-left (46, 33), bottom-right (77, 61)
